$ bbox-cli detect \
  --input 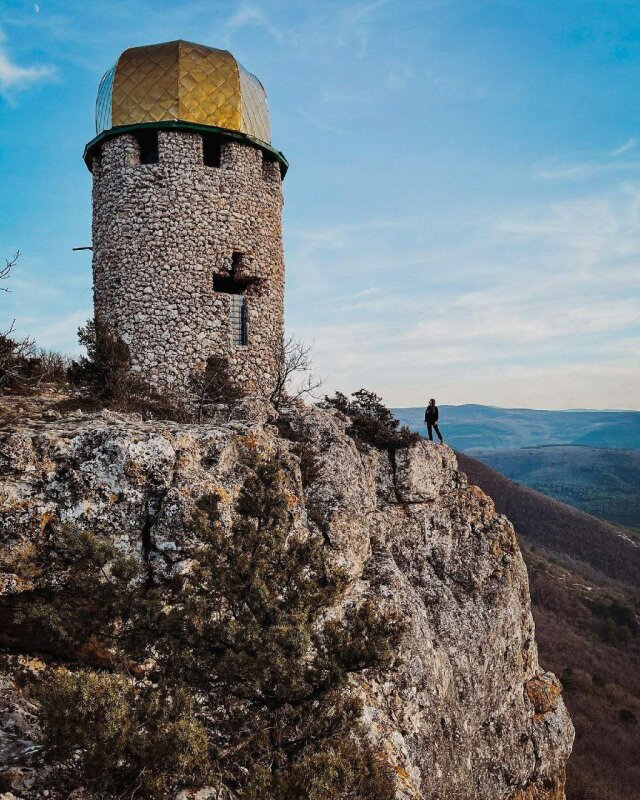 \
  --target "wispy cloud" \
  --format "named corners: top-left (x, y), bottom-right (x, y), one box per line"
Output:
top-left (223, 4), bottom-right (283, 44)
top-left (0, 29), bottom-right (56, 98)
top-left (336, 0), bottom-right (388, 57)
top-left (291, 218), bottom-right (415, 255)
top-left (611, 137), bottom-right (636, 157)
top-left (288, 180), bottom-right (640, 407)
top-left (385, 62), bottom-right (413, 90)
top-left (536, 159), bottom-right (640, 180)
top-left (20, 309), bottom-right (90, 352)
top-left (536, 140), bottom-right (640, 179)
